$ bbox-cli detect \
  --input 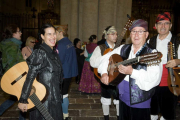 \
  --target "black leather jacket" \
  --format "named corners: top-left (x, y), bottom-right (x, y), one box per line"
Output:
top-left (19, 42), bottom-right (63, 120)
